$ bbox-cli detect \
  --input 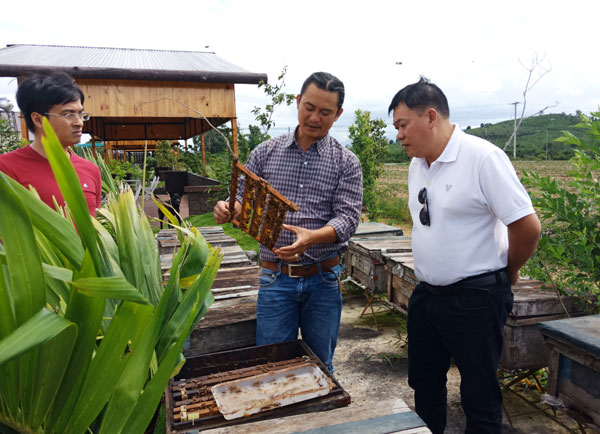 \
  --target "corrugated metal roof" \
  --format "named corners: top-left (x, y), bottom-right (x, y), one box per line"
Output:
top-left (0, 44), bottom-right (267, 84)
